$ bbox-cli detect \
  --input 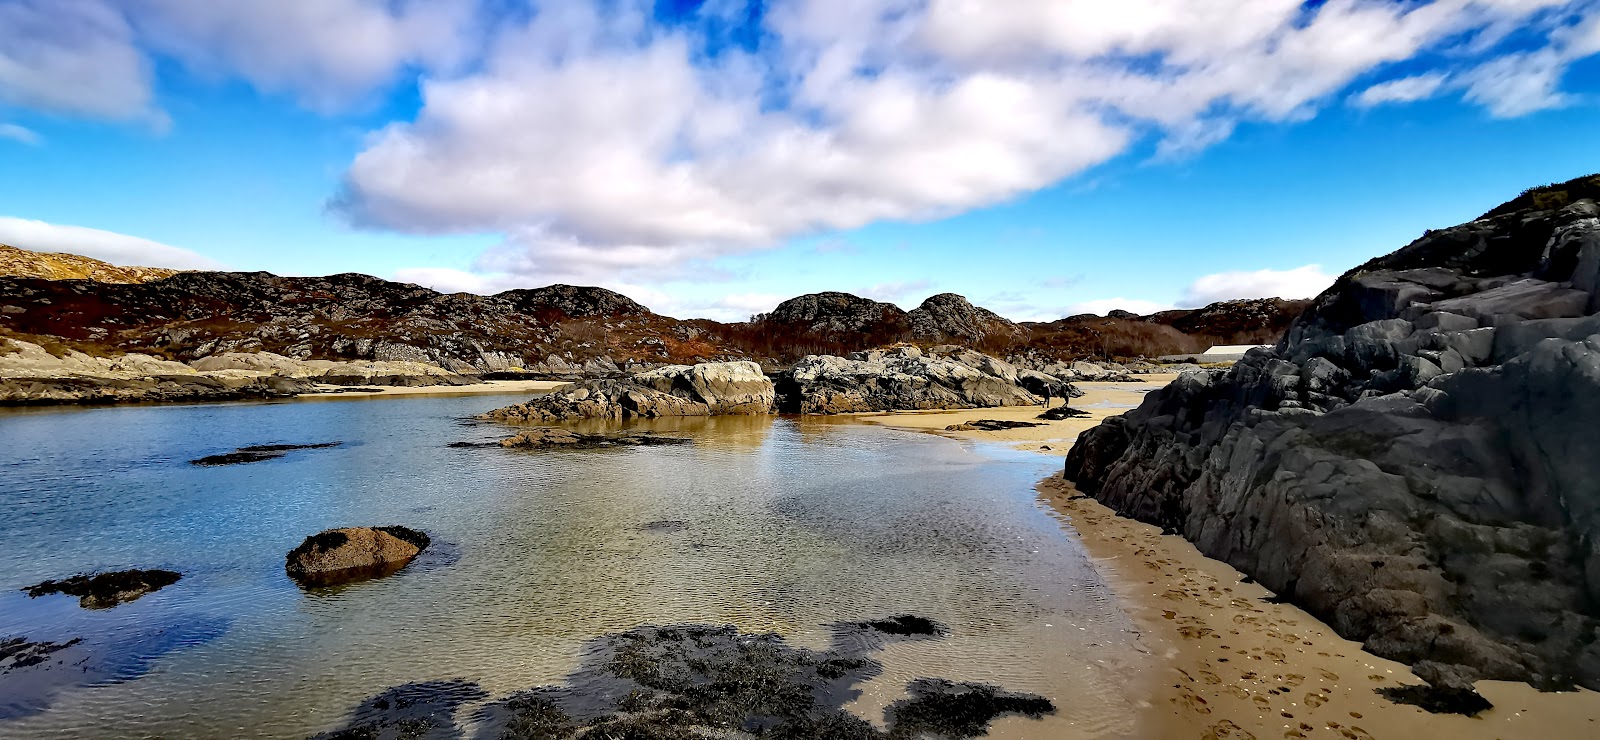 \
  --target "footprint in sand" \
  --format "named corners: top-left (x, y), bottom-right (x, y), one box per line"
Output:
top-left (1163, 610), bottom-right (1178, 620)
top-left (1252, 694), bottom-right (1272, 710)
top-left (1263, 648), bottom-right (1287, 663)
top-left (1199, 670), bottom-right (1223, 685)
top-left (1224, 685), bottom-right (1251, 699)
top-left (1304, 691), bottom-right (1328, 708)
top-left (1317, 668), bottom-right (1340, 681)
top-left (1338, 727), bottom-right (1373, 740)
top-left (1201, 719), bottom-right (1256, 740)
top-left (1367, 674), bottom-right (1386, 682)
top-left (1173, 691), bottom-right (1212, 715)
